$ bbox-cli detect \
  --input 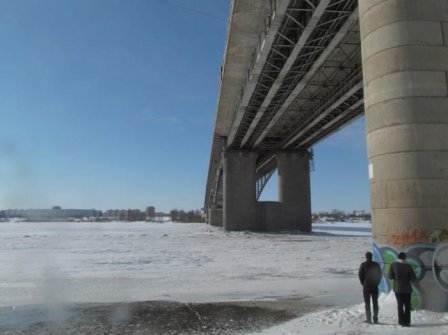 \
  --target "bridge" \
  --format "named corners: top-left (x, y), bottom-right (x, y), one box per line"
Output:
top-left (205, 0), bottom-right (362, 231)
top-left (204, 0), bottom-right (448, 311)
